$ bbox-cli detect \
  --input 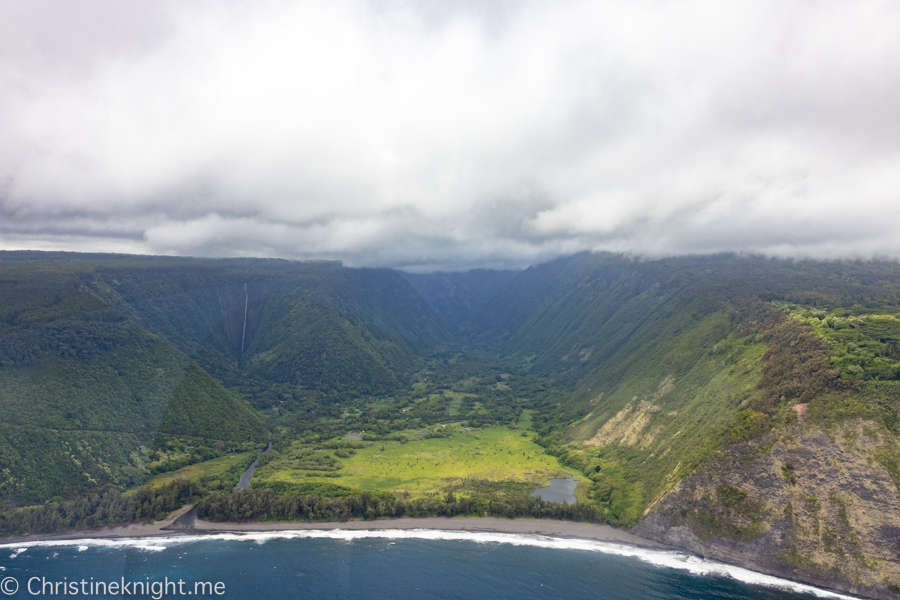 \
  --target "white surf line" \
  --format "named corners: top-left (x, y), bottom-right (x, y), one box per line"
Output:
top-left (1, 529), bottom-right (860, 600)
